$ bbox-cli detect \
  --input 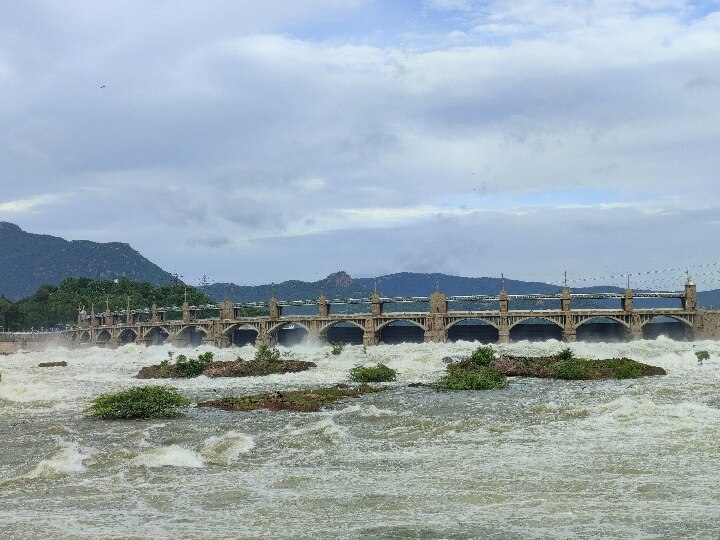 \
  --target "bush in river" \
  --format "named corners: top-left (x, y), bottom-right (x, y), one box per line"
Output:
top-left (174, 351), bottom-right (214, 378)
top-left (85, 386), bottom-right (190, 420)
top-left (437, 365), bottom-right (508, 390)
top-left (349, 363), bottom-right (397, 383)
top-left (254, 345), bottom-right (281, 363)
top-left (468, 345), bottom-right (495, 366)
